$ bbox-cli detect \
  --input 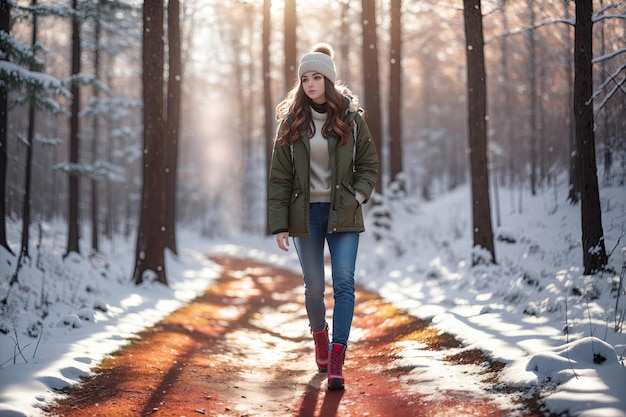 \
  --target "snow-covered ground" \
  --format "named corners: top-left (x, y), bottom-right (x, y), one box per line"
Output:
top-left (1, 179), bottom-right (625, 417)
